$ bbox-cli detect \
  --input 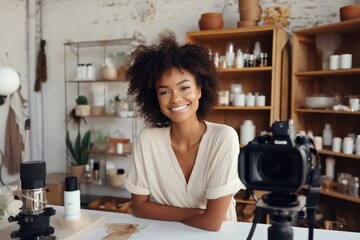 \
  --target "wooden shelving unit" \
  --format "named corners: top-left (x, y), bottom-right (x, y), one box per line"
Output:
top-left (186, 25), bottom-right (289, 136)
top-left (292, 18), bottom-right (360, 232)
